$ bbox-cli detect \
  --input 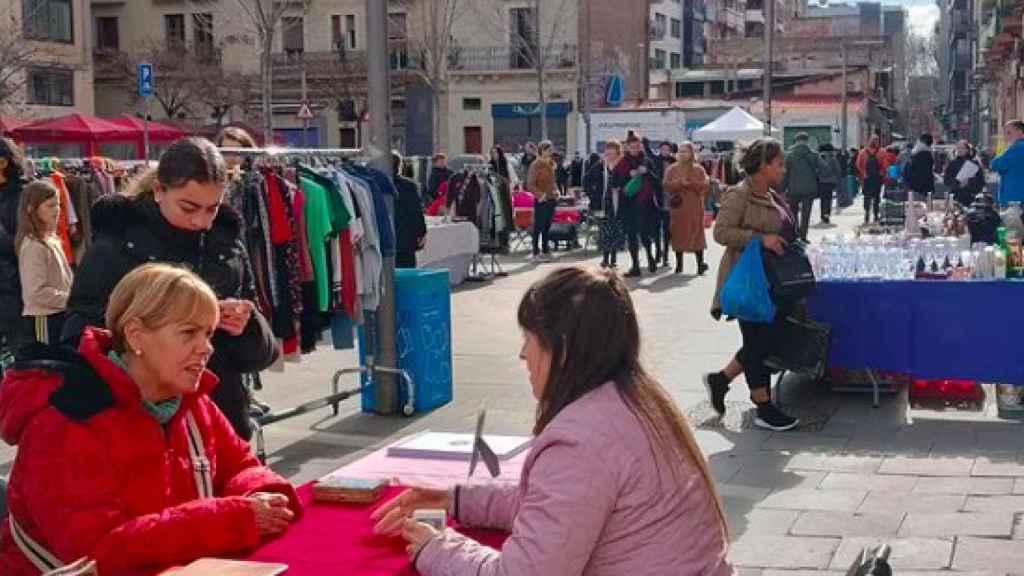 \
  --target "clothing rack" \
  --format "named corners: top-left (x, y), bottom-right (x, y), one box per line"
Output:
top-left (219, 146), bottom-right (415, 463)
top-left (455, 163), bottom-right (509, 280)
